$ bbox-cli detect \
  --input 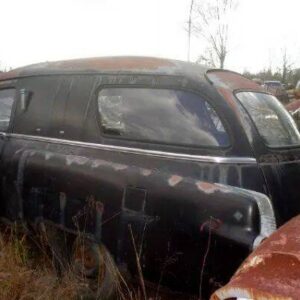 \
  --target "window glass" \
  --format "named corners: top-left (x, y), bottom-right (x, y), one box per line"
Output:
top-left (236, 92), bottom-right (300, 147)
top-left (0, 89), bottom-right (15, 132)
top-left (97, 88), bottom-right (230, 147)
